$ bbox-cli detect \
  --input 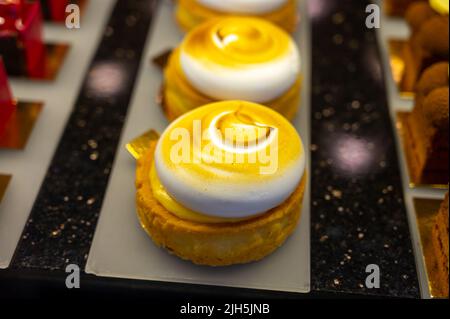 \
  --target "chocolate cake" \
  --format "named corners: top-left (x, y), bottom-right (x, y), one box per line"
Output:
top-left (403, 2), bottom-right (449, 91)
top-left (385, 0), bottom-right (427, 16)
top-left (404, 62), bottom-right (449, 184)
